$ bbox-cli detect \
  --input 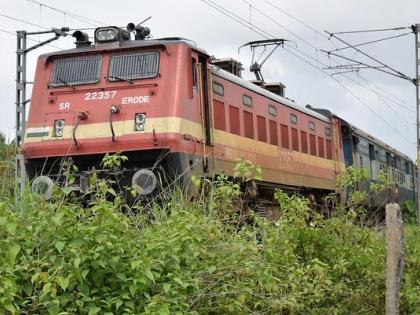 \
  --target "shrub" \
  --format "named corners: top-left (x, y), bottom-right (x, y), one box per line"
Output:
top-left (0, 173), bottom-right (419, 314)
